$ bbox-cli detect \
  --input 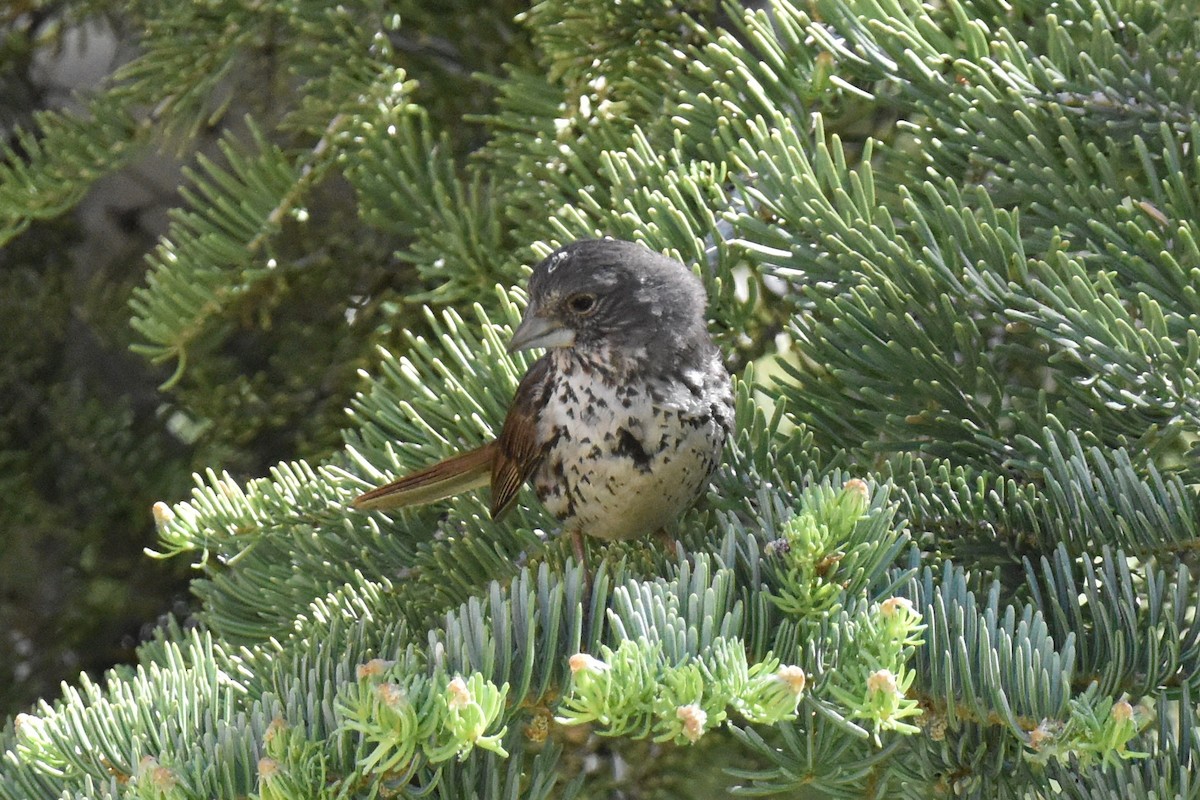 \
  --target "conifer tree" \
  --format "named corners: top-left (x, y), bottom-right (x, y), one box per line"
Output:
top-left (3, 1), bottom-right (1198, 798)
